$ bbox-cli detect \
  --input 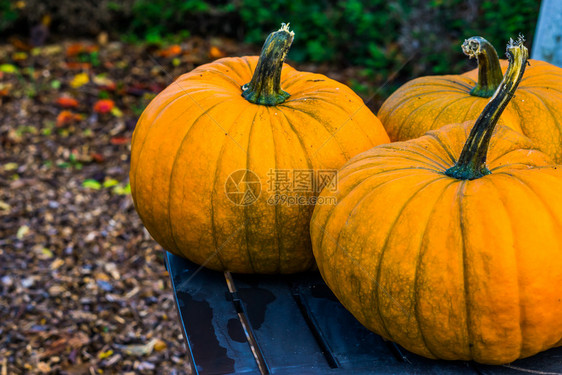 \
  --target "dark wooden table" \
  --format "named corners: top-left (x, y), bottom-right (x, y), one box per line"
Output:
top-left (165, 252), bottom-right (562, 375)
